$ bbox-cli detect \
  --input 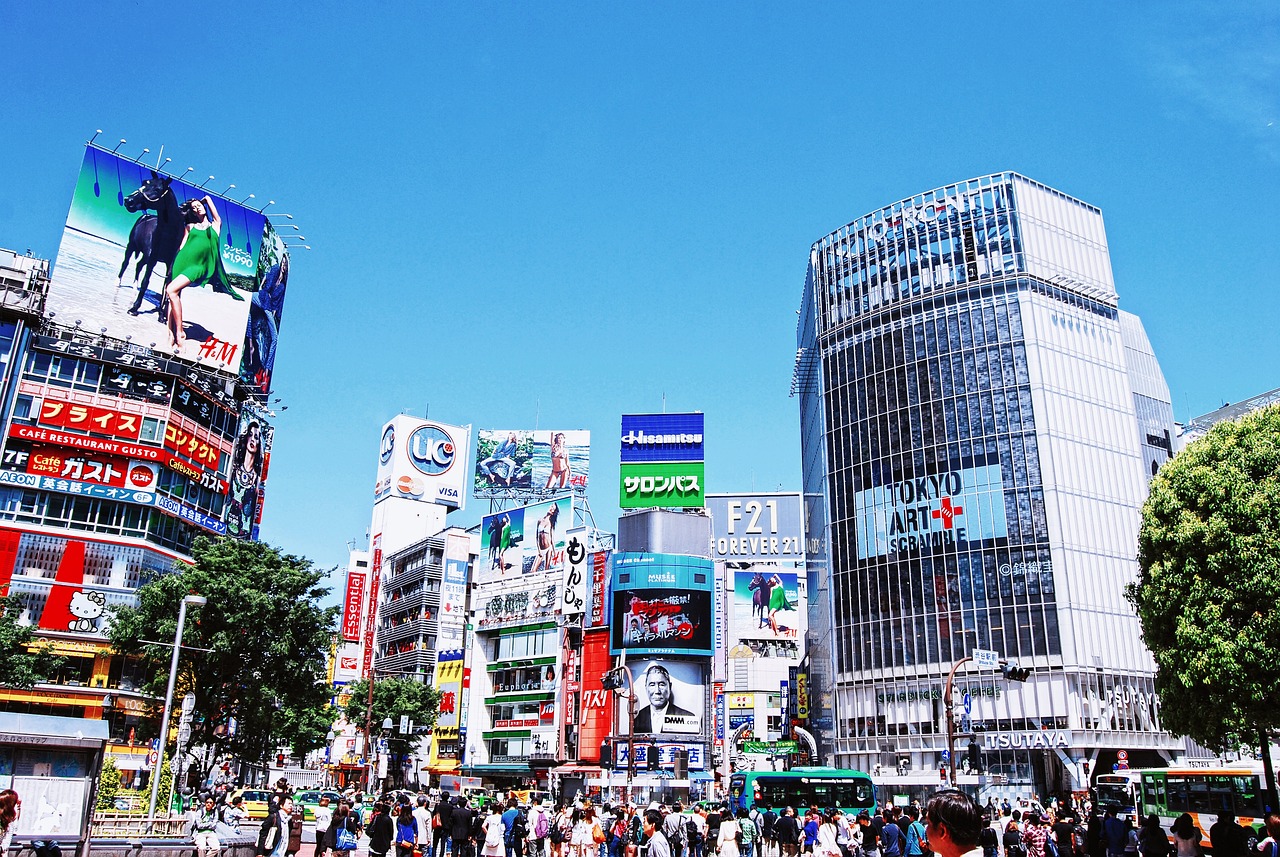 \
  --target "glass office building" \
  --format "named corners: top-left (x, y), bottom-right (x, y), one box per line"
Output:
top-left (795, 173), bottom-right (1181, 796)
